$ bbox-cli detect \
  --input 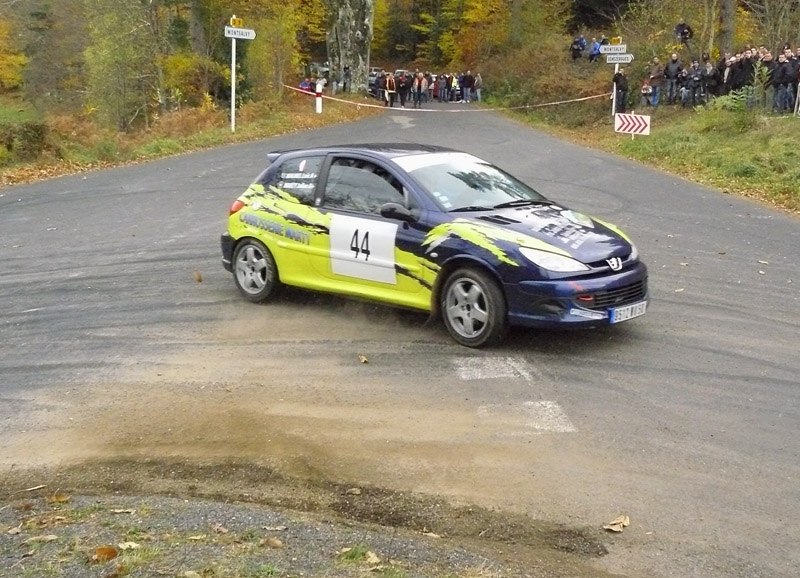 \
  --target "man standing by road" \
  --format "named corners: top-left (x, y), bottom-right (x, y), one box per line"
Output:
top-left (665, 53), bottom-right (683, 104)
top-left (613, 68), bottom-right (629, 113)
top-left (462, 70), bottom-right (475, 103)
top-left (648, 57), bottom-right (664, 107)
